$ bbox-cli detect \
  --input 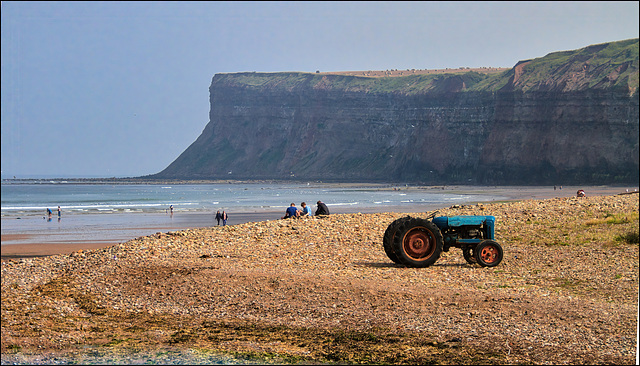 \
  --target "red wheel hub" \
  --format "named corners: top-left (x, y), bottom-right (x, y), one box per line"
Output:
top-left (403, 228), bottom-right (435, 260)
top-left (479, 244), bottom-right (499, 264)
